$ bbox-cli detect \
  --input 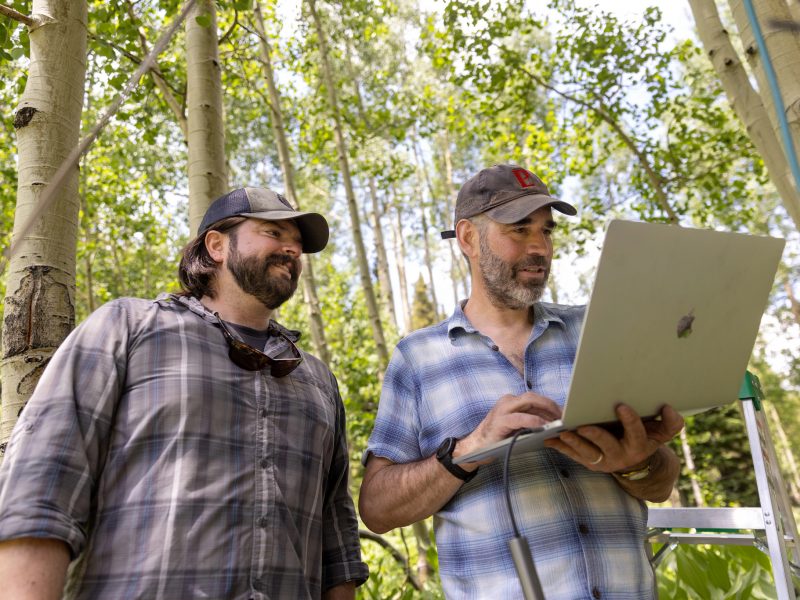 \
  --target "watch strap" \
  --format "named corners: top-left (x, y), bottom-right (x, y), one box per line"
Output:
top-left (436, 437), bottom-right (478, 482)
